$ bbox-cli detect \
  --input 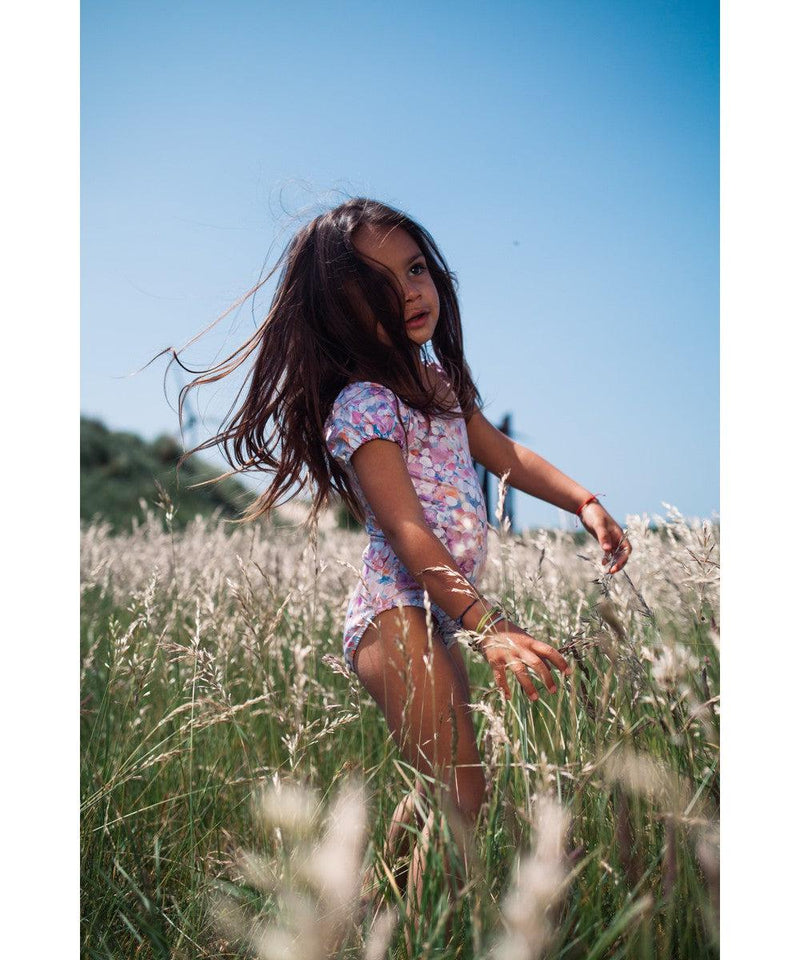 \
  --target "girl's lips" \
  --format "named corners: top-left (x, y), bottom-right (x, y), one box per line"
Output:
top-left (406, 311), bottom-right (428, 326)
